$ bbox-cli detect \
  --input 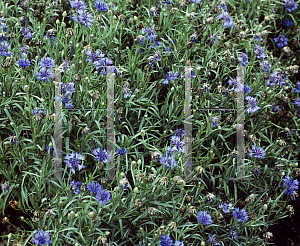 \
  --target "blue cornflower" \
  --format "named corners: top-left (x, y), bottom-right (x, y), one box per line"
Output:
top-left (217, 11), bottom-right (234, 28)
top-left (94, 57), bottom-right (114, 75)
top-left (208, 234), bottom-right (220, 246)
top-left (64, 152), bottom-right (85, 175)
top-left (87, 182), bottom-right (102, 194)
top-left (44, 35), bottom-right (57, 46)
top-left (154, 50), bottom-right (161, 62)
top-left (45, 145), bottom-right (54, 156)
top-left (119, 178), bottom-right (129, 191)
top-left (163, 71), bottom-right (179, 85)
top-left (232, 207), bottom-right (248, 223)
top-left (32, 108), bottom-right (46, 121)
top-left (117, 148), bottom-right (127, 156)
top-left (227, 227), bottom-right (238, 239)
top-left (159, 149), bottom-right (178, 169)
top-left (282, 17), bottom-right (294, 27)
top-left (238, 53), bottom-right (249, 66)
top-left (254, 44), bottom-right (267, 59)
top-left (218, 202), bottom-right (233, 213)
top-left (71, 9), bottom-right (94, 26)
top-left (218, 0), bottom-right (227, 10)
top-left (197, 210), bottom-right (213, 226)
top-left (62, 93), bottom-right (74, 108)
top-left (18, 58), bottom-right (31, 69)
top-left (136, 35), bottom-right (146, 44)
top-left (20, 27), bottom-right (33, 38)
top-left (1, 182), bottom-right (9, 193)
top-left (244, 85), bottom-right (251, 94)
top-left (173, 128), bottom-right (185, 139)
top-left (8, 134), bottom-right (18, 144)
top-left (189, 0), bottom-right (201, 2)
top-left (122, 84), bottom-right (132, 98)
top-left (284, 0), bottom-right (298, 12)
top-left (35, 67), bottom-right (55, 82)
top-left (19, 46), bottom-right (28, 56)
top-left (254, 34), bottom-right (264, 42)
top-left (150, 6), bottom-right (158, 16)
top-left (211, 116), bottom-right (220, 128)
top-left (95, 188), bottom-right (111, 205)
top-left (210, 33), bottom-right (218, 44)
top-left (260, 60), bottom-right (271, 72)
top-left (248, 145), bottom-right (266, 159)
top-left (274, 35), bottom-right (289, 48)
top-left (245, 96), bottom-right (260, 113)
top-left (283, 175), bottom-right (299, 200)
top-left (294, 98), bottom-right (300, 107)
top-left (266, 71), bottom-right (288, 87)
top-left (85, 49), bottom-right (105, 63)
top-left (190, 33), bottom-right (199, 43)
top-left (39, 57), bottom-right (55, 68)
top-left (0, 41), bottom-right (12, 56)
top-left (170, 135), bottom-right (185, 153)
top-left (92, 148), bottom-right (108, 163)
top-left (273, 105), bottom-right (279, 112)
top-left (149, 39), bottom-right (162, 49)
top-left (165, 1), bottom-right (172, 6)
top-left (160, 235), bottom-right (173, 246)
top-left (142, 26), bottom-right (157, 41)
top-left (206, 193), bottom-right (216, 203)
top-left (69, 180), bottom-right (82, 194)
top-left (174, 241), bottom-right (185, 246)
top-left (294, 81), bottom-right (300, 93)
top-left (70, 0), bottom-right (86, 10)
top-left (94, 0), bottom-right (108, 12)
top-left (32, 230), bottom-right (51, 246)
top-left (62, 82), bottom-right (75, 94)
top-left (203, 83), bottom-right (210, 93)
top-left (253, 166), bottom-right (262, 175)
